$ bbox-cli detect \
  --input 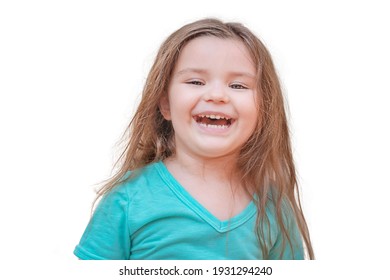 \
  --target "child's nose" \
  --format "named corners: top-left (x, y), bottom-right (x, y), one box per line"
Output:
top-left (203, 82), bottom-right (230, 103)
